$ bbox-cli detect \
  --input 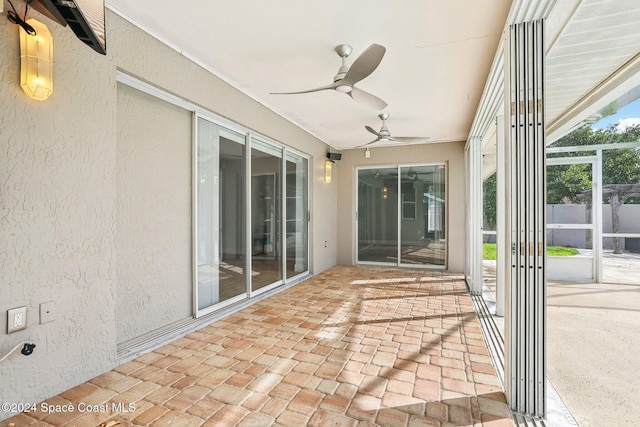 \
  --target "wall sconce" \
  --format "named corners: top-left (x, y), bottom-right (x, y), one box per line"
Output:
top-left (383, 186), bottom-right (388, 200)
top-left (19, 19), bottom-right (53, 101)
top-left (324, 160), bottom-right (333, 184)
